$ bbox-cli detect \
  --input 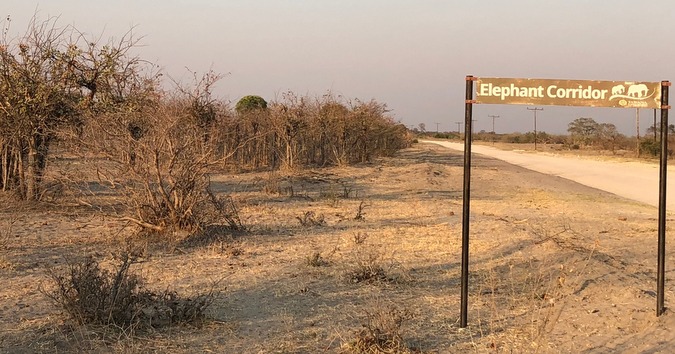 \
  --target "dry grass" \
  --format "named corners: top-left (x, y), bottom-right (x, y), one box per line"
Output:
top-left (297, 211), bottom-right (327, 227)
top-left (306, 251), bottom-right (330, 267)
top-left (43, 250), bottom-right (215, 332)
top-left (0, 143), bottom-right (670, 352)
top-left (0, 216), bottom-right (17, 269)
top-left (343, 304), bottom-right (416, 353)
